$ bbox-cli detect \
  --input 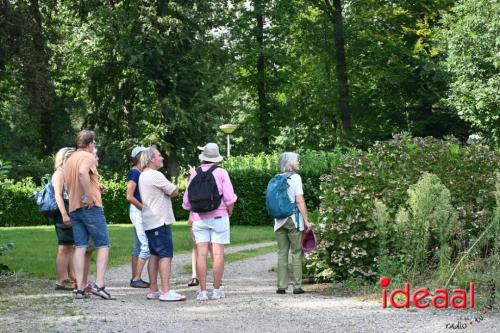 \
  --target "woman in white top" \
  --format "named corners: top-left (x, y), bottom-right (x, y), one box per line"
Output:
top-left (274, 152), bottom-right (312, 294)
